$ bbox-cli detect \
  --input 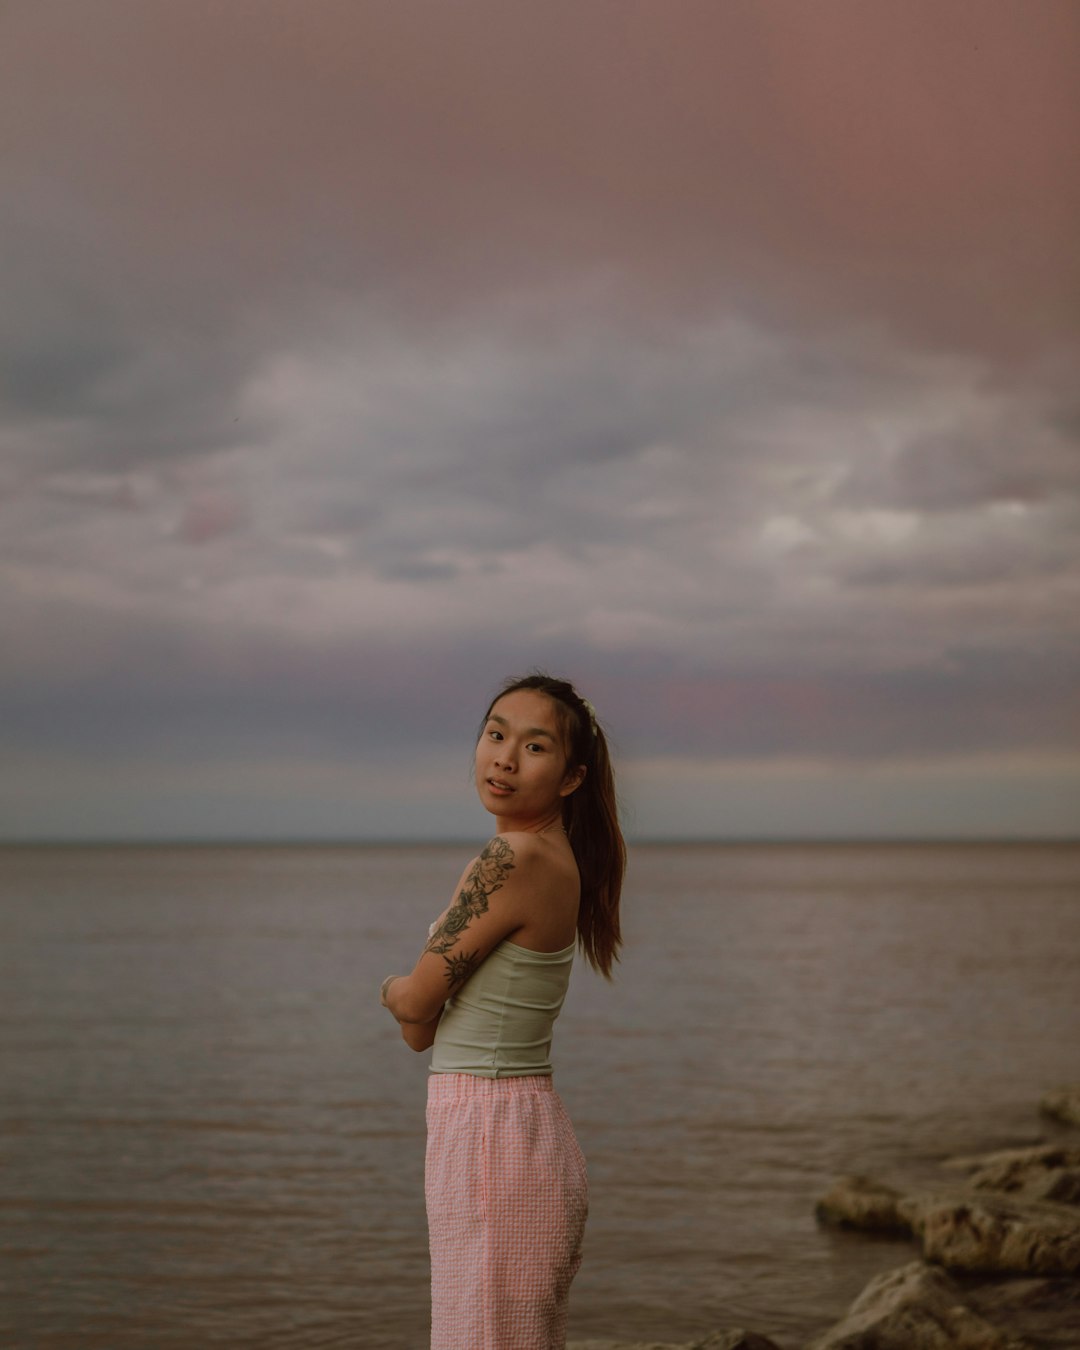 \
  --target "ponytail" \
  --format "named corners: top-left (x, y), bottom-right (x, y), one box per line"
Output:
top-left (480, 673), bottom-right (625, 978)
